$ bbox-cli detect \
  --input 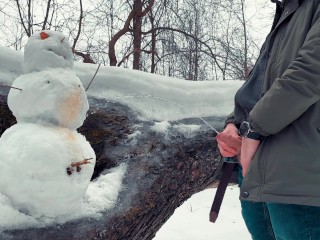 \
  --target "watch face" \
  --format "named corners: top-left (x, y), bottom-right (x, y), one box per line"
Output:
top-left (239, 121), bottom-right (262, 140)
top-left (239, 122), bottom-right (250, 137)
